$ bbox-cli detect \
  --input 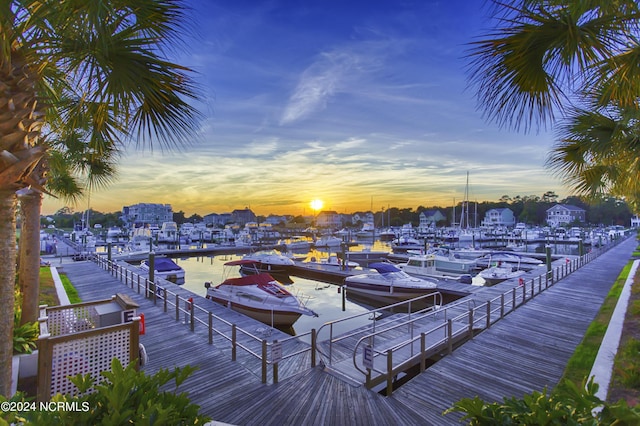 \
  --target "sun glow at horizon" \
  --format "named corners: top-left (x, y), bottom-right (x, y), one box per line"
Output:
top-left (310, 199), bottom-right (324, 212)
